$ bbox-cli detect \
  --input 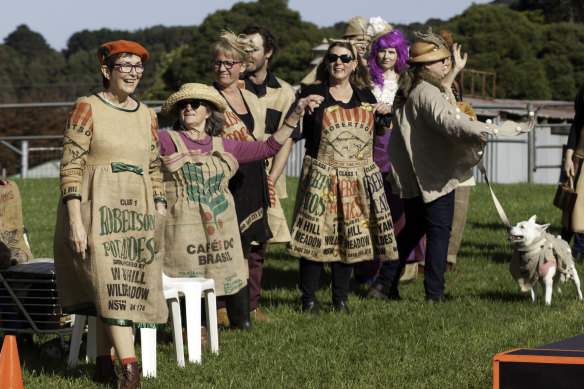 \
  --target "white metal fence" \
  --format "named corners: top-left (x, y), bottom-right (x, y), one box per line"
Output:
top-left (0, 101), bottom-right (573, 184)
